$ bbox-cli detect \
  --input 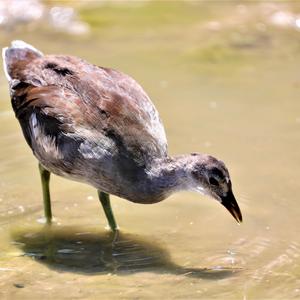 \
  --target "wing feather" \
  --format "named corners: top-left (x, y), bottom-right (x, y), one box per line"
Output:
top-left (8, 53), bottom-right (168, 168)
